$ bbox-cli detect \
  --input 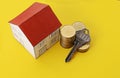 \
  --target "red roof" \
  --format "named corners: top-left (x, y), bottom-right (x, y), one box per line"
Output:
top-left (9, 2), bottom-right (61, 46)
